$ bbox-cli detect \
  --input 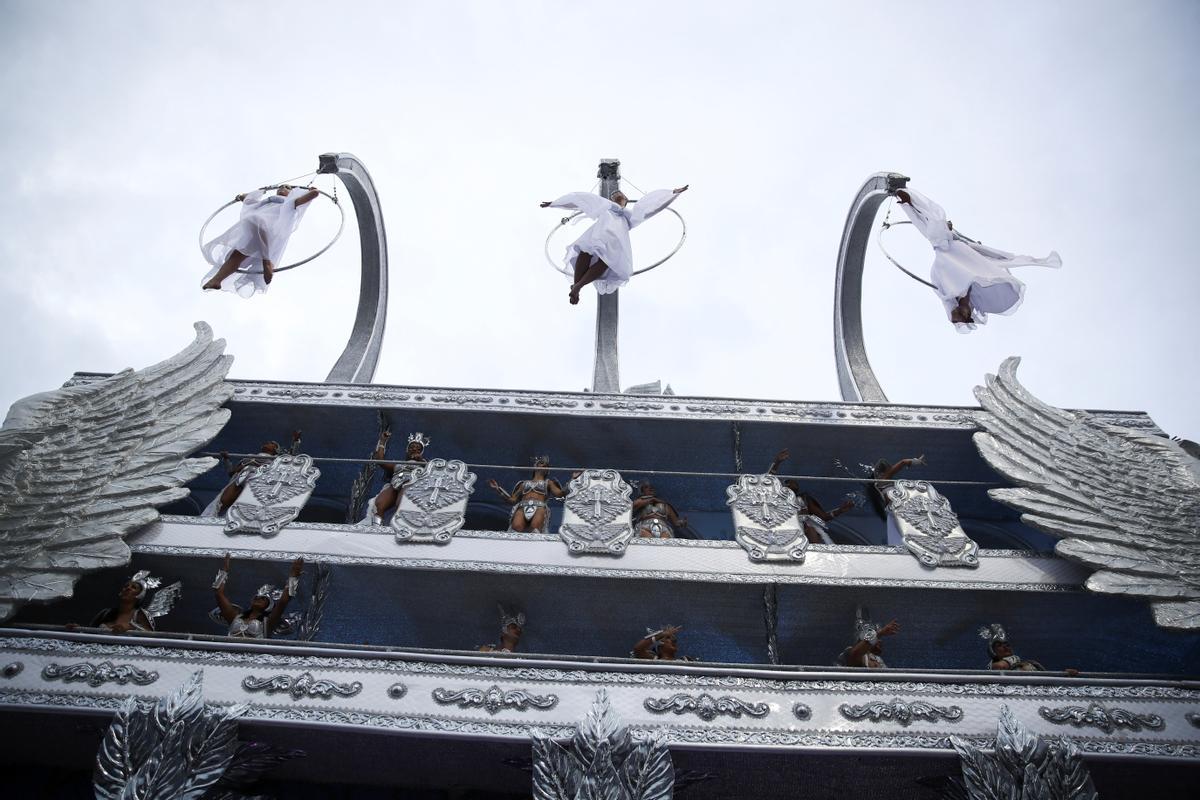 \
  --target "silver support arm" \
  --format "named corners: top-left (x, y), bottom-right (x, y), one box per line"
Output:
top-left (833, 172), bottom-right (909, 402)
top-left (592, 158), bottom-right (622, 393)
top-left (319, 153), bottom-right (389, 384)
